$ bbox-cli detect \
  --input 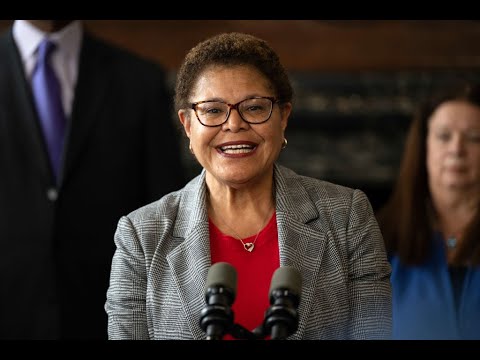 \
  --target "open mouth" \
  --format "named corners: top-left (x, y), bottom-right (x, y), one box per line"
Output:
top-left (219, 144), bottom-right (256, 154)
